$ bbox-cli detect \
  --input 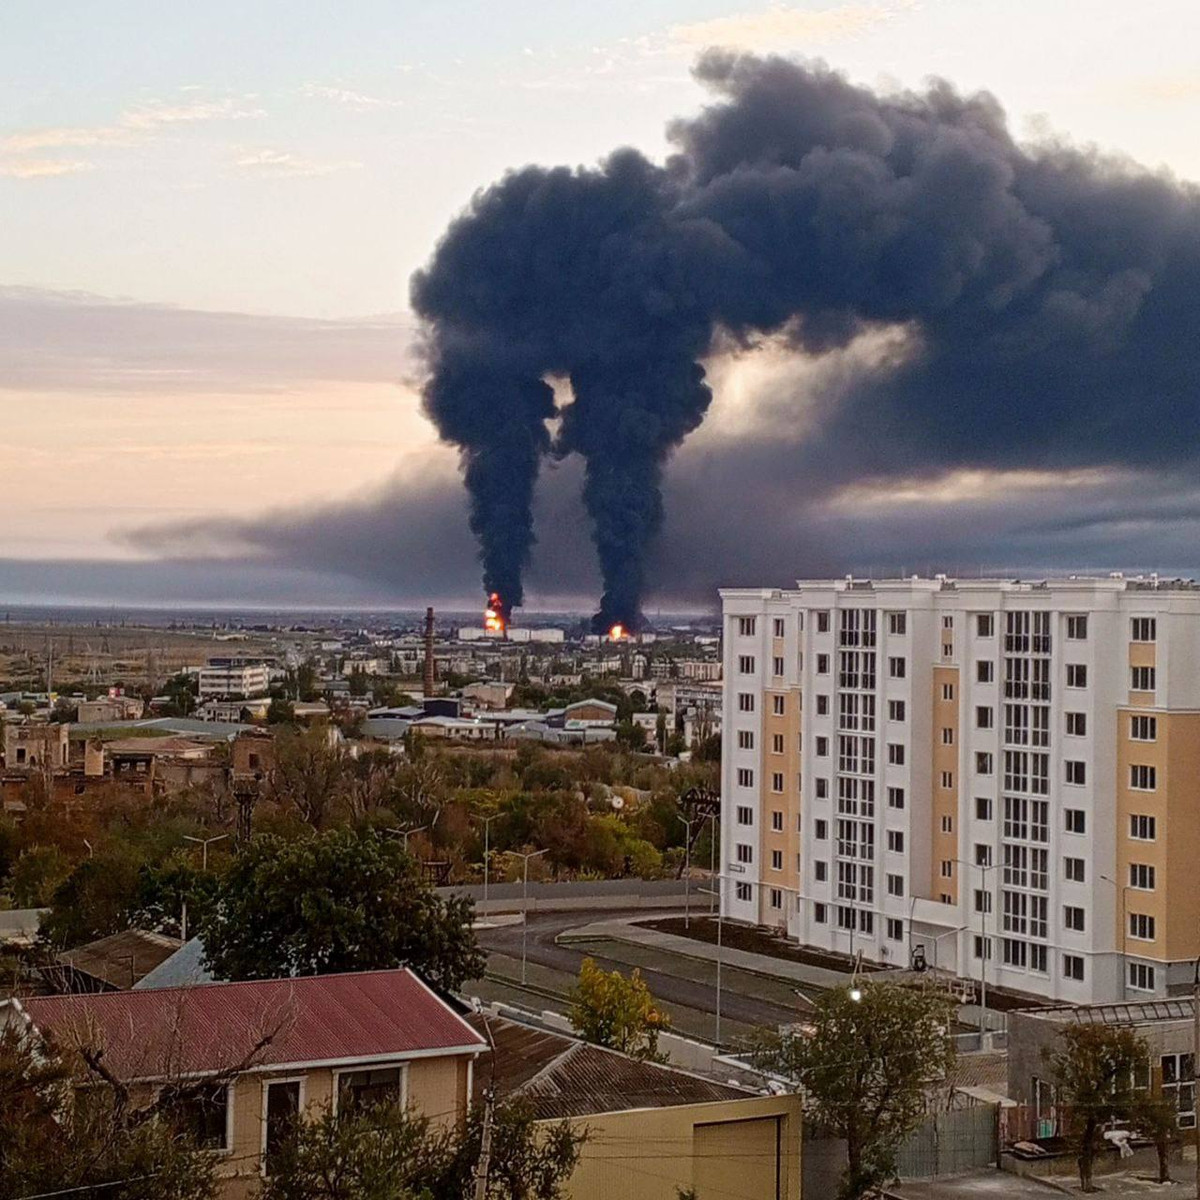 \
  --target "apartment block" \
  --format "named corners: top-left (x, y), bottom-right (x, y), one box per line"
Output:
top-left (720, 576), bottom-right (1200, 1004)
top-left (198, 657), bottom-right (271, 700)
